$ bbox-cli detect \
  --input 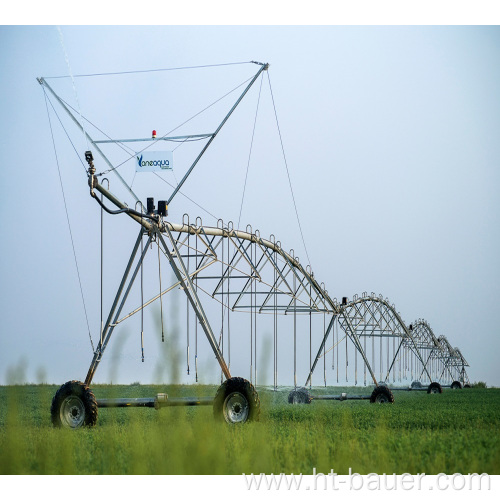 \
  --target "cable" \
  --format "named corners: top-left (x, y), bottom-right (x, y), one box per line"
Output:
top-left (195, 228), bottom-right (199, 382)
top-left (100, 182), bottom-right (105, 350)
top-left (254, 242), bottom-right (257, 386)
top-left (293, 272), bottom-right (297, 388)
top-left (152, 172), bottom-right (219, 221)
top-left (44, 91), bottom-right (88, 174)
top-left (130, 171), bottom-right (137, 190)
top-left (323, 313), bottom-right (326, 387)
top-left (250, 250), bottom-right (253, 383)
top-left (57, 26), bottom-right (89, 152)
top-left (43, 91), bottom-right (94, 353)
top-left (157, 238), bottom-right (165, 343)
top-left (226, 234), bottom-right (231, 372)
top-left (309, 283), bottom-right (312, 389)
top-left (140, 210), bottom-right (145, 362)
top-left (221, 229), bottom-right (224, 383)
top-left (237, 73), bottom-right (264, 228)
top-left (345, 328), bottom-right (348, 383)
top-left (57, 97), bottom-right (137, 157)
top-left (267, 72), bottom-right (312, 268)
top-left (336, 320), bottom-right (339, 383)
top-left (187, 220), bottom-right (190, 375)
top-left (44, 61), bottom-right (254, 79)
top-left (274, 248), bottom-right (278, 390)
